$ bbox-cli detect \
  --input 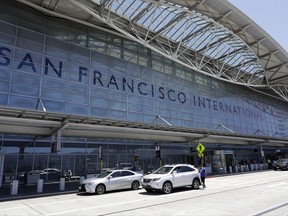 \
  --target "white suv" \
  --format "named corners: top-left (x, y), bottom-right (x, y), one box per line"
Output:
top-left (141, 164), bottom-right (201, 194)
